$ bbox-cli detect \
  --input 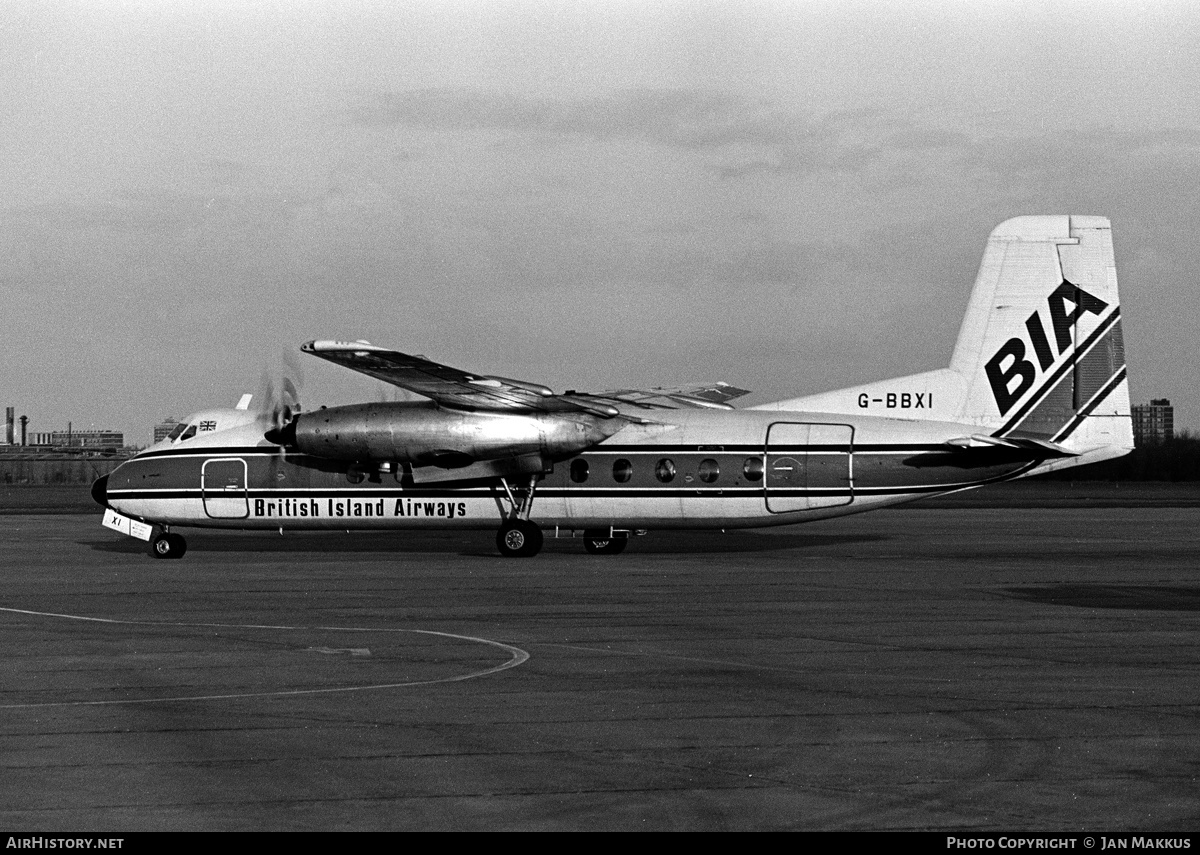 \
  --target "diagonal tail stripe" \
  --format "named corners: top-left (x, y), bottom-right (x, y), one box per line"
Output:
top-left (1052, 366), bottom-right (1128, 444)
top-left (994, 309), bottom-right (1121, 437)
